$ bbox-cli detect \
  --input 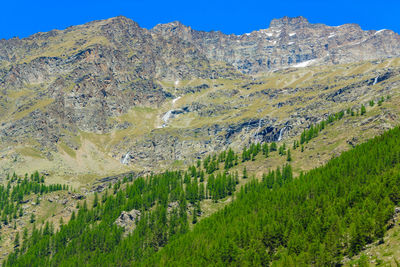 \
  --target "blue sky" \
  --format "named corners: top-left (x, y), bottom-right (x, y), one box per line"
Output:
top-left (1, 0), bottom-right (399, 39)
